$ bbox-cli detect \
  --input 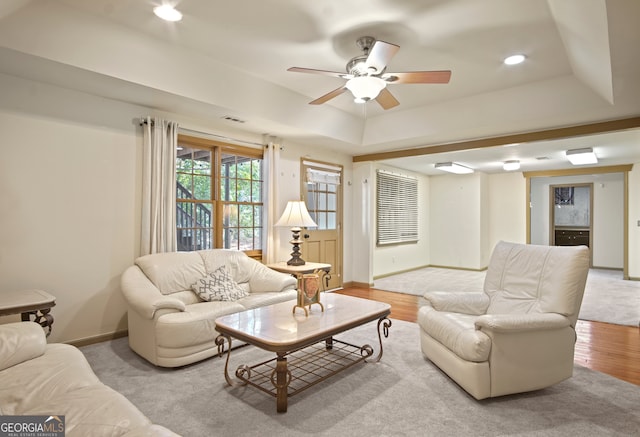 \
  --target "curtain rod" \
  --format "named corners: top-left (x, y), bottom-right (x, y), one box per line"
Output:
top-left (138, 117), bottom-right (264, 148)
